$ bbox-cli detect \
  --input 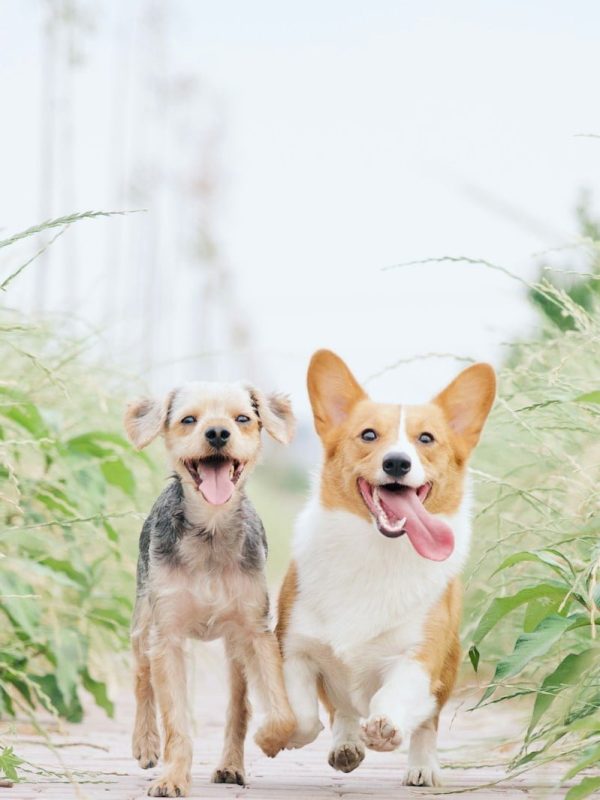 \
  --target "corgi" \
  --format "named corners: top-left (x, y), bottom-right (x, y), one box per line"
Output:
top-left (276, 350), bottom-right (495, 786)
